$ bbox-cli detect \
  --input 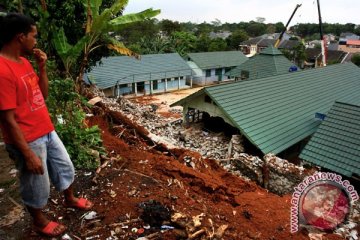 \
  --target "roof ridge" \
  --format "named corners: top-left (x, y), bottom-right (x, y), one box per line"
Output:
top-left (334, 101), bottom-right (360, 108)
top-left (272, 55), bottom-right (279, 74)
